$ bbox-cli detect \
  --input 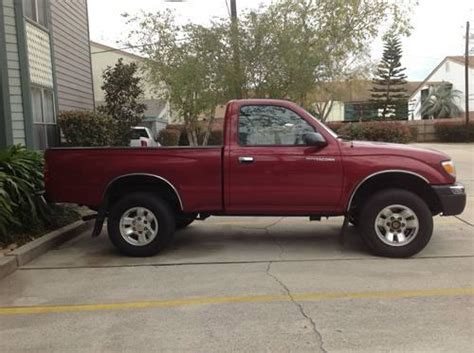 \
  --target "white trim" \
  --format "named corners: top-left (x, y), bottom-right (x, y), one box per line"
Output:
top-left (105, 173), bottom-right (184, 211)
top-left (346, 170), bottom-right (429, 212)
